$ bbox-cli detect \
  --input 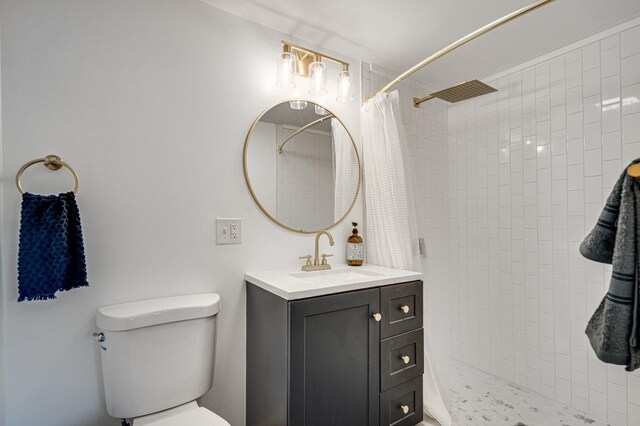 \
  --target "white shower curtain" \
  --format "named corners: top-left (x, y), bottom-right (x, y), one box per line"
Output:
top-left (361, 91), bottom-right (420, 270)
top-left (361, 91), bottom-right (452, 426)
top-left (332, 118), bottom-right (359, 222)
